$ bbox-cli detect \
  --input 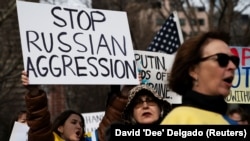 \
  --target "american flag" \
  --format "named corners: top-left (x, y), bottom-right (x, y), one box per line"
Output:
top-left (147, 11), bottom-right (183, 54)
